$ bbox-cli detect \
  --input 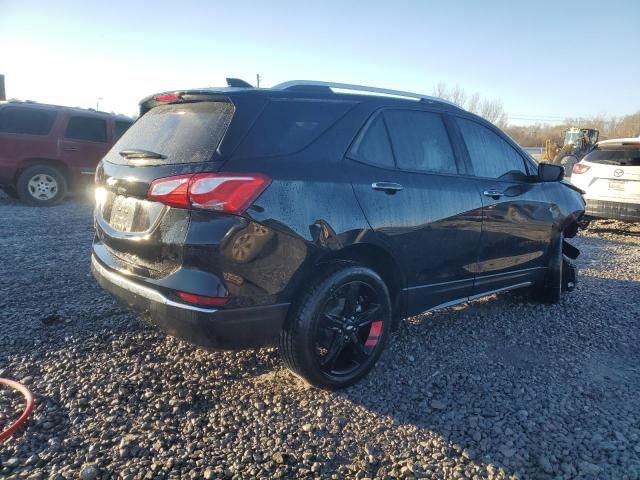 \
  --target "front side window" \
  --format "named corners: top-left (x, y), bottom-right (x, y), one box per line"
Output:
top-left (65, 116), bottom-right (107, 143)
top-left (384, 110), bottom-right (457, 174)
top-left (349, 114), bottom-right (394, 168)
top-left (457, 117), bottom-right (527, 179)
top-left (0, 106), bottom-right (56, 135)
